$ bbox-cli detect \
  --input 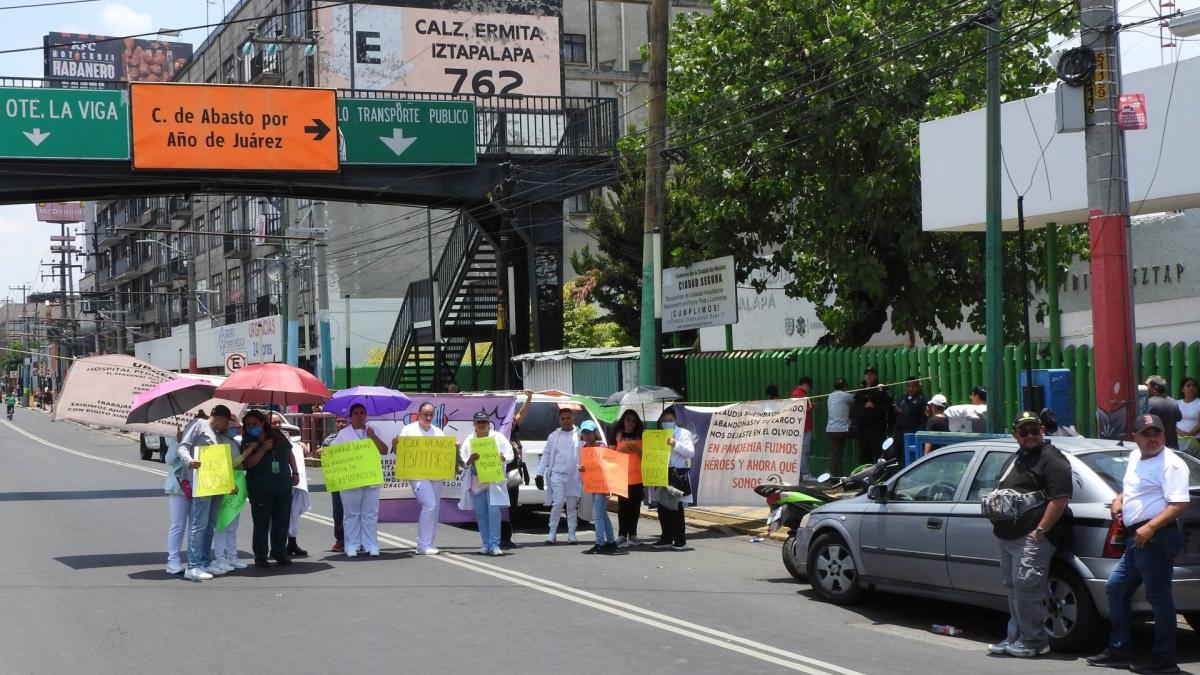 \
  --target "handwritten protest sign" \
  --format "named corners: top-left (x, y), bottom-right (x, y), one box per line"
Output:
top-left (641, 430), bottom-right (672, 487)
top-left (393, 436), bottom-right (458, 481)
top-left (216, 470), bottom-right (247, 532)
top-left (470, 436), bottom-right (505, 483)
top-left (321, 439), bottom-right (385, 492)
top-left (696, 399), bottom-right (806, 506)
top-left (581, 445), bottom-right (629, 497)
top-left (194, 444), bottom-right (235, 497)
top-left (619, 440), bottom-right (643, 485)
